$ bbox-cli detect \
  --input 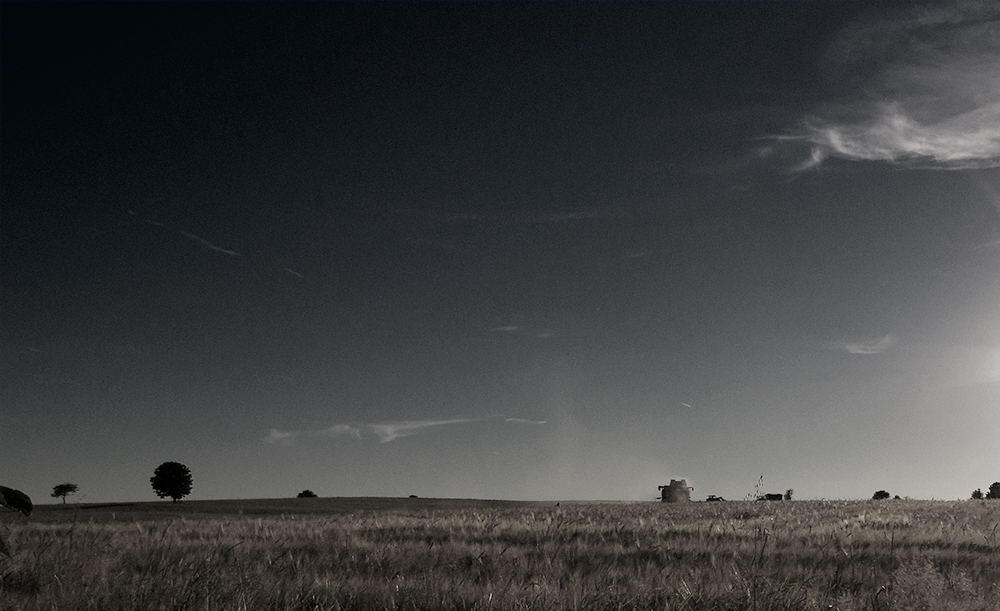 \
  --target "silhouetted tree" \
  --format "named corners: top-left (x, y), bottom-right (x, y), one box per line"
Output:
top-left (51, 482), bottom-right (78, 503)
top-left (986, 482), bottom-right (1000, 500)
top-left (784, 489), bottom-right (794, 501)
top-left (150, 462), bottom-right (193, 502)
top-left (971, 488), bottom-right (984, 500)
top-left (872, 490), bottom-right (890, 500)
top-left (297, 490), bottom-right (318, 498)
